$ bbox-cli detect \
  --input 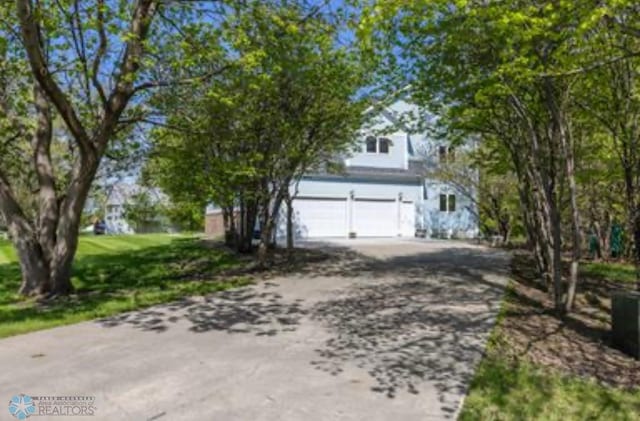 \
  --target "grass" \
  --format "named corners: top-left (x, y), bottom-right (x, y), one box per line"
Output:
top-left (0, 234), bottom-right (249, 338)
top-left (582, 261), bottom-right (639, 284)
top-left (459, 285), bottom-right (640, 421)
top-left (460, 356), bottom-right (640, 420)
